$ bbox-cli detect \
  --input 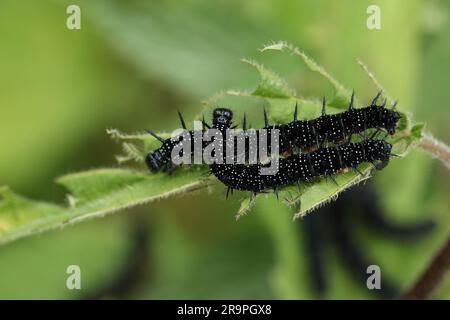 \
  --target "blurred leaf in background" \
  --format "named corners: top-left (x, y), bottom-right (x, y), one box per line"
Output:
top-left (0, 0), bottom-right (448, 299)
